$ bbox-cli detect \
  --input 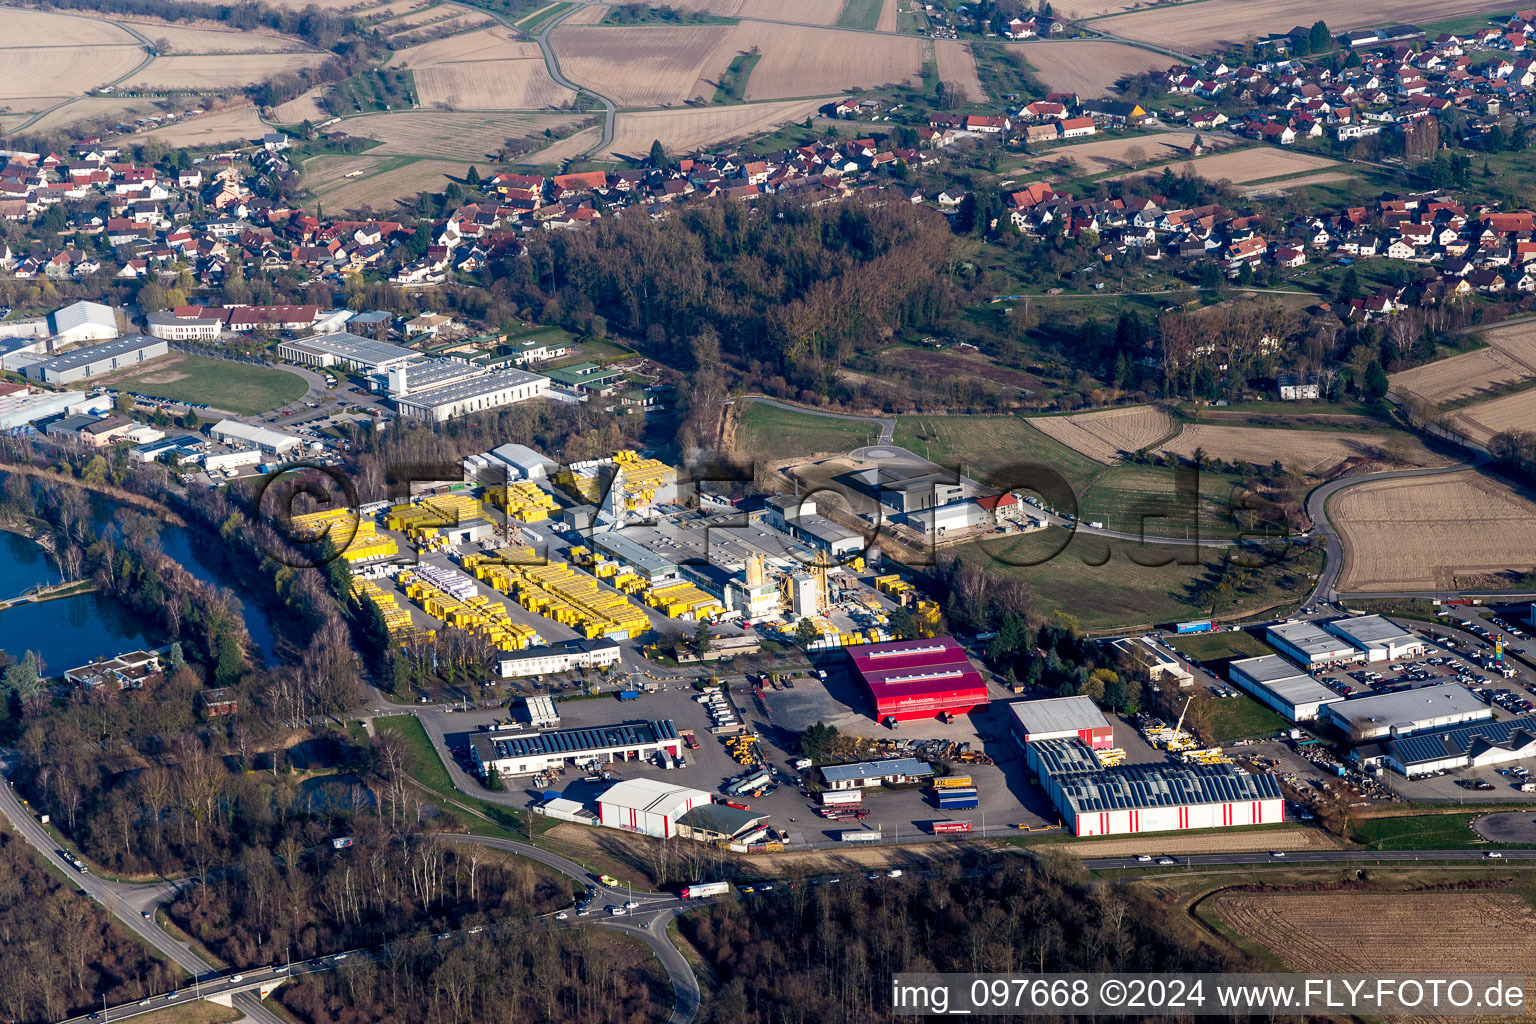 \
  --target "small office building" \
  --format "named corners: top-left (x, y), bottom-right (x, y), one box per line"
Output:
top-left (1228, 655), bottom-right (1345, 722)
top-left (1323, 615), bottom-right (1426, 663)
top-left (1321, 683), bottom-right (1491, 743)
top-left (1266, 620), bottom-right (1362, 668)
